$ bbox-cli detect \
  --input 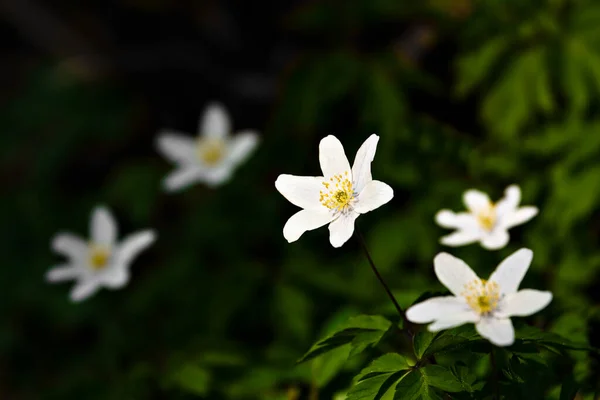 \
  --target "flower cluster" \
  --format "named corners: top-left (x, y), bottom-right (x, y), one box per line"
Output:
top-left (275, 134), bottom-right (548, 347)
top-left (47, 100), bottom-right (550, 347)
